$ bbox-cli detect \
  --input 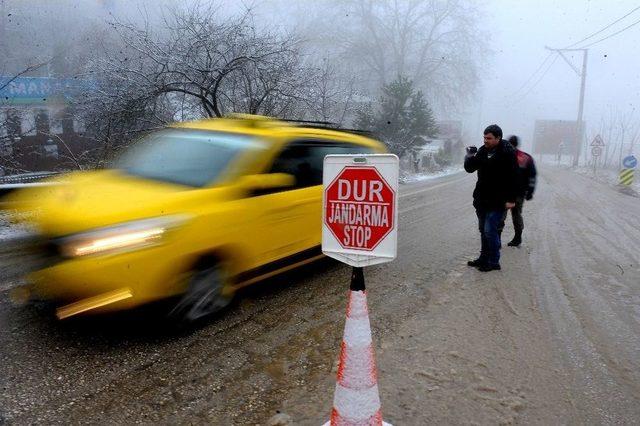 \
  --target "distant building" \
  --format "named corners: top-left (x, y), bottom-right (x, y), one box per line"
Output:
top-left (533, 120), bottom-right (585, 155)
top-left (0, 76), bottom-right (92, 172)
top-left (416, 138), bottom-right (446, 154)
top-left (399, 120), bottom-right (465, 173)
top-left (436, 120), bottom-right (463, 141)
top-left (399, 137), bottom-right (448, 173)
